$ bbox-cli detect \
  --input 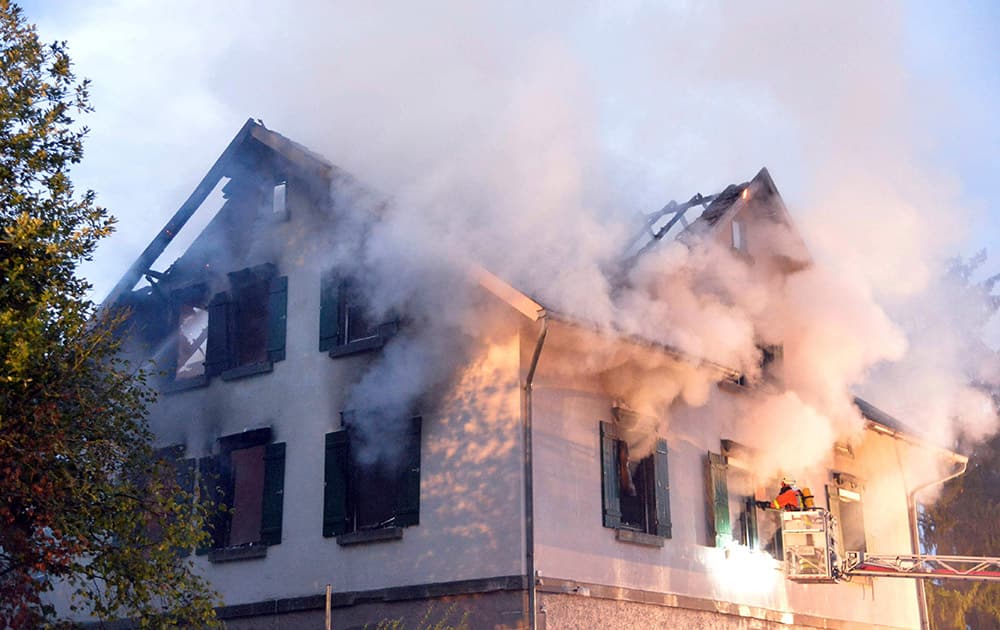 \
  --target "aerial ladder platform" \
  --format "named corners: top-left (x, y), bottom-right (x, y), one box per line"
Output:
top-left (779, 509), bottom-right (1000, 583)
